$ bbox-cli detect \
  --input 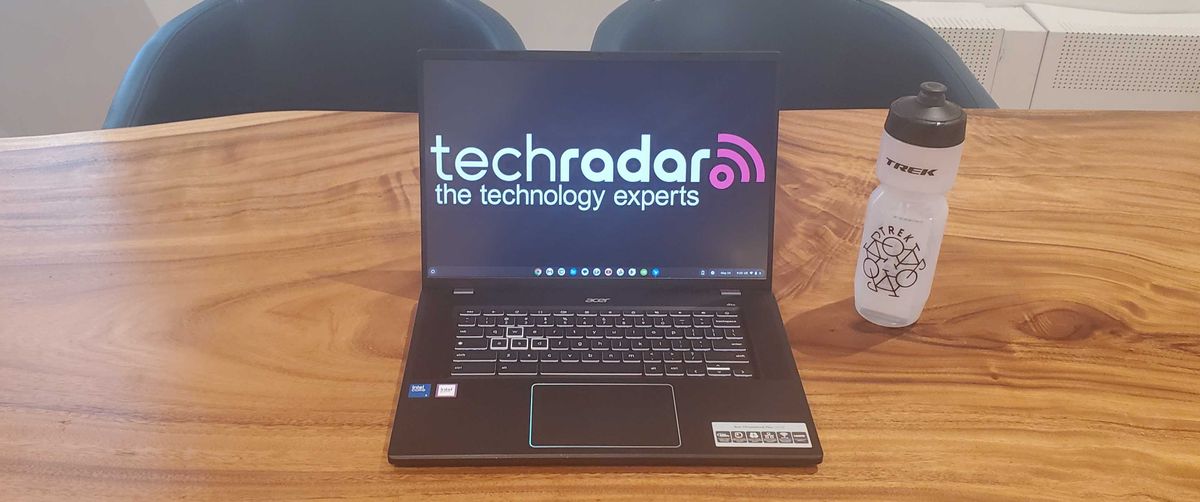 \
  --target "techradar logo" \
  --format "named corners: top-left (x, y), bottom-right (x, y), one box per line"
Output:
top-left (429, 133), bottom-right (766, 212)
